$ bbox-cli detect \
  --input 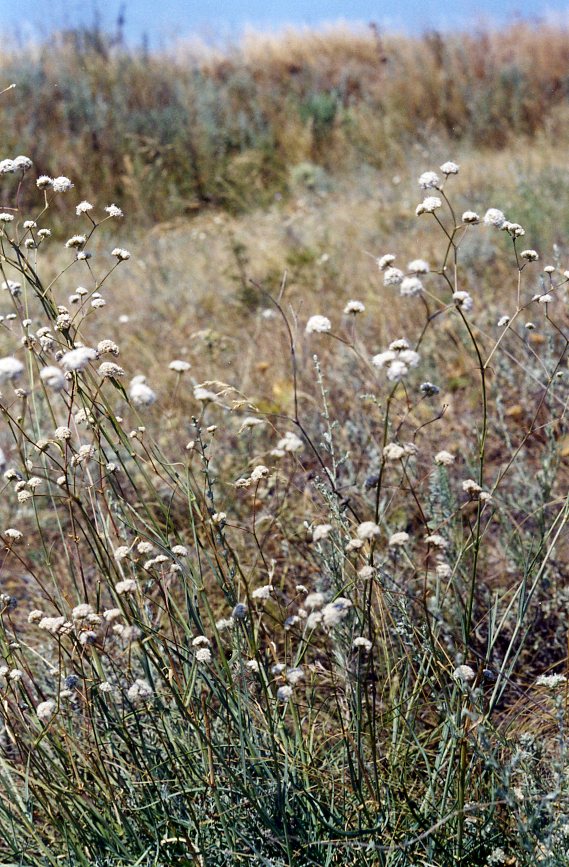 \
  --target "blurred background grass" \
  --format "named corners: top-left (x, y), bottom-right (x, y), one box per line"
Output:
top-left (3, 21), bottom-right (569, 222)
